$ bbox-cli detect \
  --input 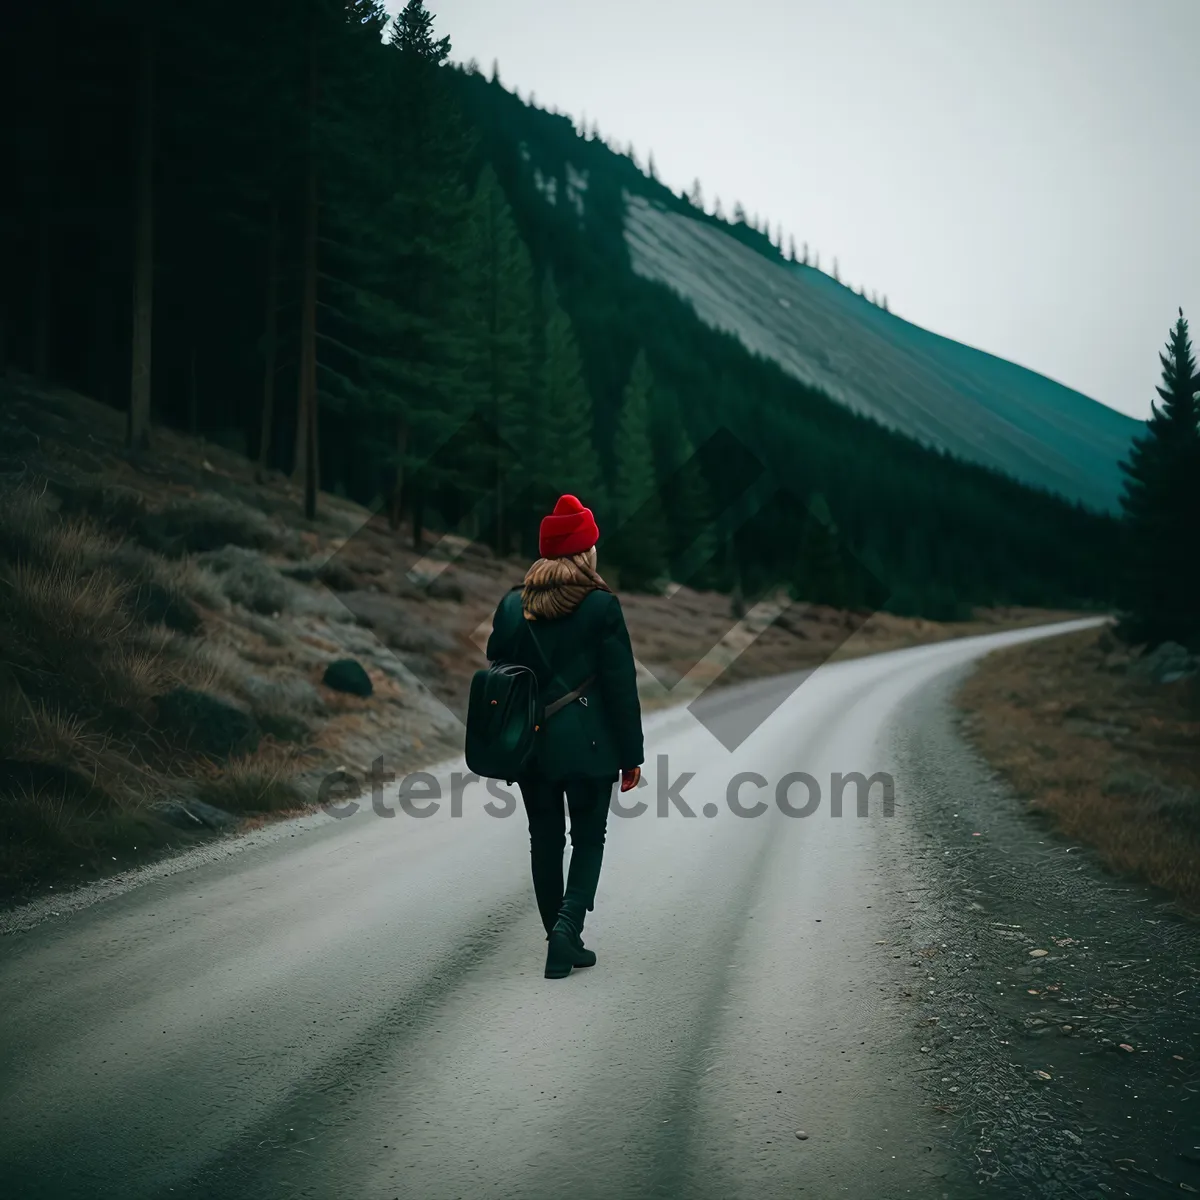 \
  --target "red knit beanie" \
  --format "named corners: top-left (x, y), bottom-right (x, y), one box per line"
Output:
top-left (539, 494), bottom-right (599, 559)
